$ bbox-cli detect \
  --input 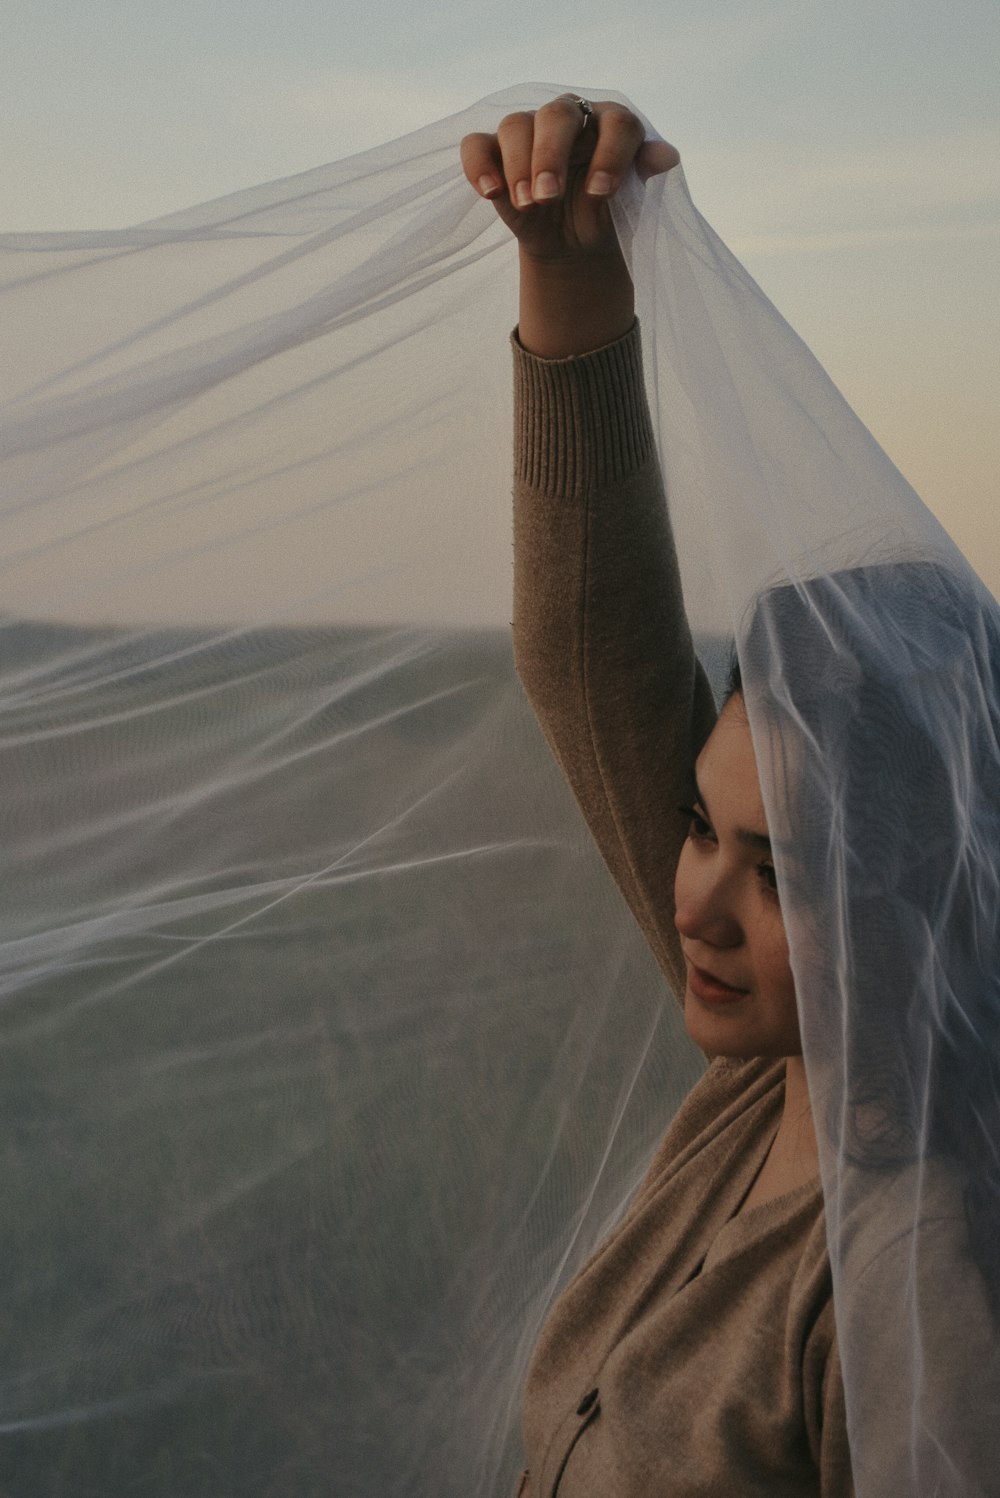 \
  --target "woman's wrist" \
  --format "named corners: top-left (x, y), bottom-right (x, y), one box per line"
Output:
top-left (517, 245), bottom-right (635, 359)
